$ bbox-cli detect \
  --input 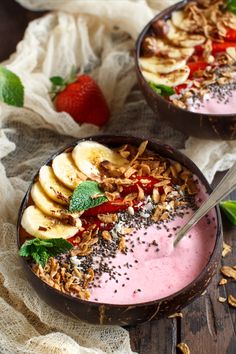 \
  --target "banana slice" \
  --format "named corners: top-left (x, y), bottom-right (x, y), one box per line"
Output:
top-left (166, 20), bottom-right (205, 47)
top-left (31, 181), bottom-right (65, 217)
top-left (31, 182), bottom-right (82, 227)
top-left (154, 39), bottom-right (194, 59)
top-left (72, 141), bottom-right (128, 180)
top-left (142, 65), bottom-right (190, 87)
top-left (21, 205), bottom-right (78, 240)
top-left (171, 11), bottom-right (193, 32)
top-left (52, 152), bottom-right (86, 190)
top-left (139, 57), bottom-right (186, 74)
top-left (39, 165), bottom-right (72, 205)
